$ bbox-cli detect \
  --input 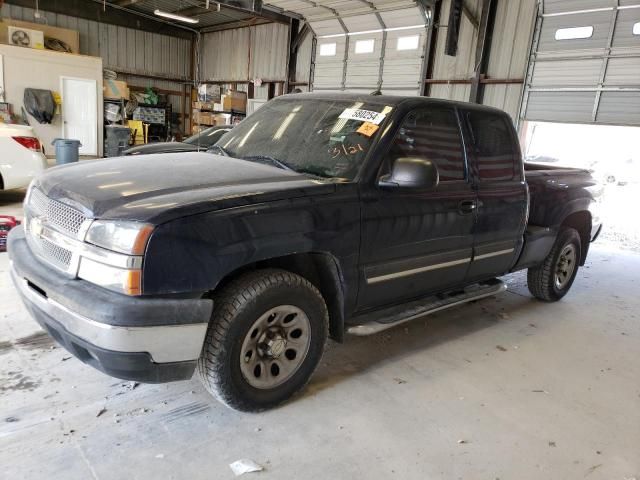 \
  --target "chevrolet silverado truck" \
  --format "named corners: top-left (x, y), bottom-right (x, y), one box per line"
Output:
top-left (8, 94), bottom-right (602, 412)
